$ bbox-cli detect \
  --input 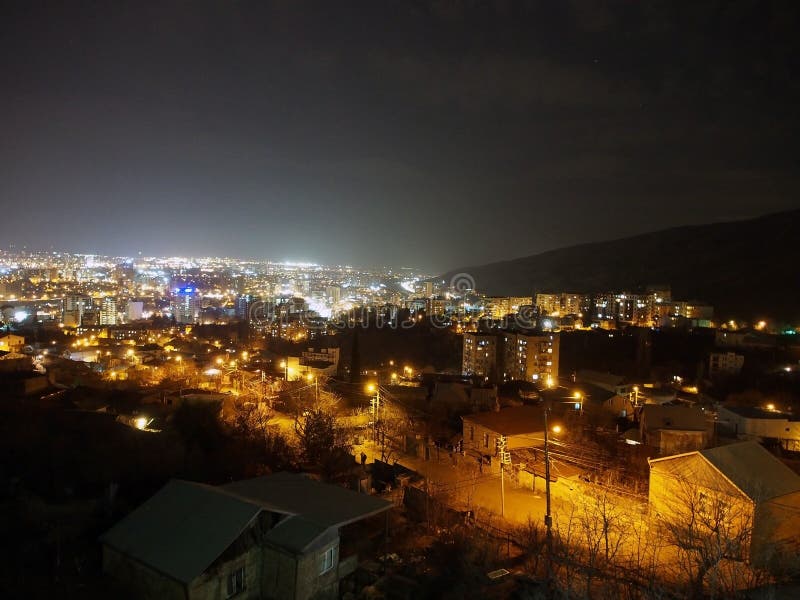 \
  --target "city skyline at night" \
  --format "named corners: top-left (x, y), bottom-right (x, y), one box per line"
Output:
top-left (2, 2), bottom-right (800, 598)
